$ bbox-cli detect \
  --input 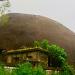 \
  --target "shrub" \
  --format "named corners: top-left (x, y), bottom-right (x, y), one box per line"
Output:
top-left (11, 62), bottom-right (32, 75)
top-left (0, 64), bottom-right (5, 75)
top-left (34, 39), bottom-right (49, 49)
top-left (51, 64), bottom-right (75, 75)
top-left (48, 44), bottom-right (67, 68)
top-left (11, 62), bottom-right (46, 75)
top-left (34, 40), bottom-right (67, 68)
top-left (0, 63), bottom-right (11, 75)
top-left (33, 65), bottom-right (46, 75)
top-left (60, 64), bottom-right (75, 75)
